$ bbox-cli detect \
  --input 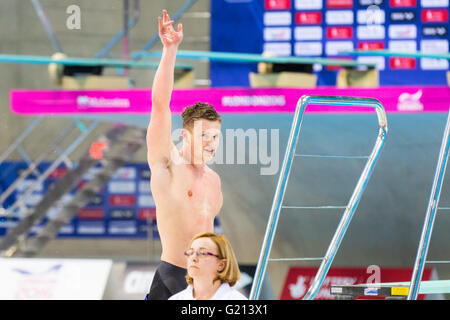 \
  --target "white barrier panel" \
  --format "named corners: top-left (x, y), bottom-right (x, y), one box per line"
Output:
top-left (0, 258), bottom-right (112, 300)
